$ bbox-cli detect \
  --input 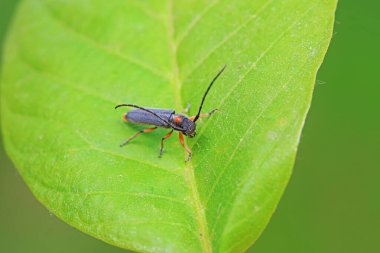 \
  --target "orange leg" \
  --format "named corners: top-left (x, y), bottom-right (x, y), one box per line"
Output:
top-left (179, 132), bottom-right (192, 161)
top-left (159, 129), bottom-right (174, 157)
top-left (189, 108), bottom-right (218, 121)
top-left (120, 127), bottom-right (157, 147)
